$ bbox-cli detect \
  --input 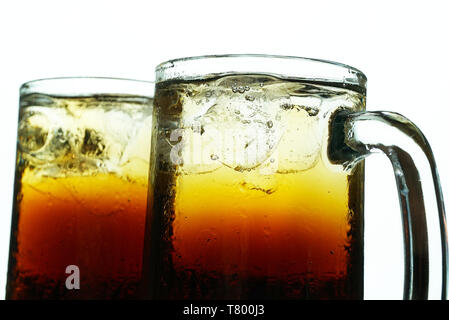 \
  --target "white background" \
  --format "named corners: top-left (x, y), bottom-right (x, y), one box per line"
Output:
top-left (0, 0), bottom-right (447, 300)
